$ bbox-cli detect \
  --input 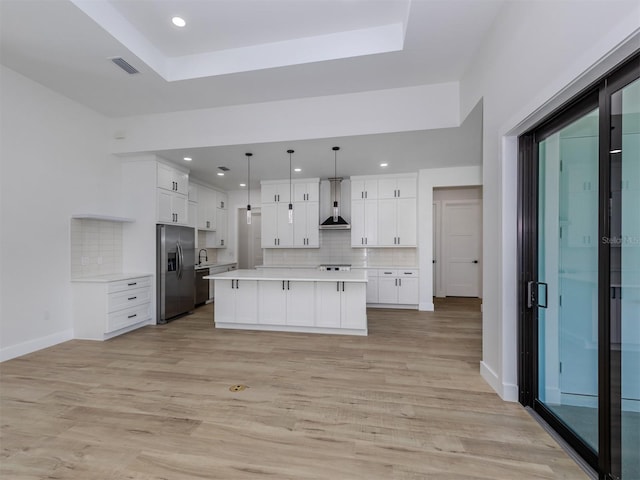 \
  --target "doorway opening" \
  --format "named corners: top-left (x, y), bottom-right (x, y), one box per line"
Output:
top-left (238, 208), bottom-right (262, 269)
top-left (433, 186), bottom-right (483, 299)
